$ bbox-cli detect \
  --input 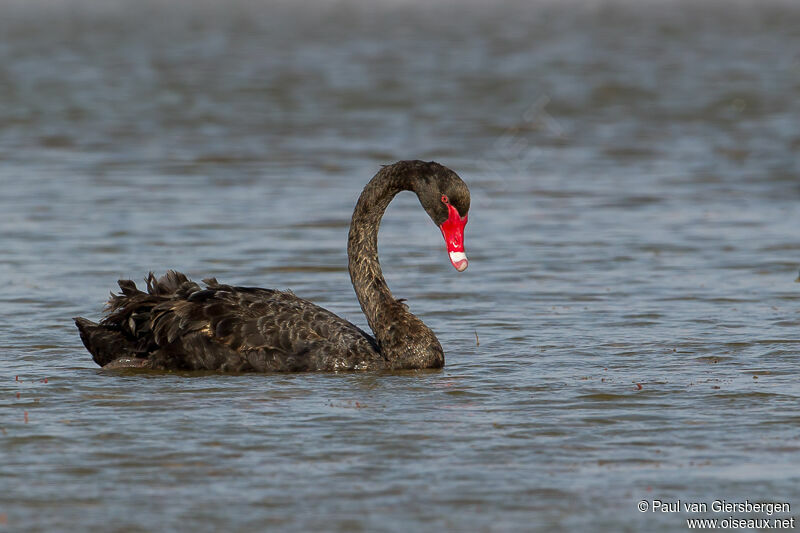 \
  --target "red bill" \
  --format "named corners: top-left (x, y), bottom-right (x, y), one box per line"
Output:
top-left (439, 203), bottom-right (468, 272)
